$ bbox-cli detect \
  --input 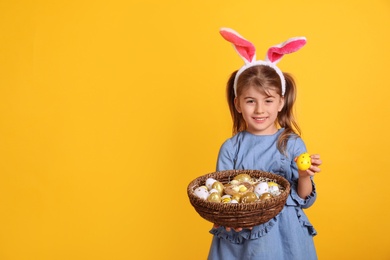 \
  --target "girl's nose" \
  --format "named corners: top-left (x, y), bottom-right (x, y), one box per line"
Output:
top-left (255, 105), bottom-right (265, 114)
